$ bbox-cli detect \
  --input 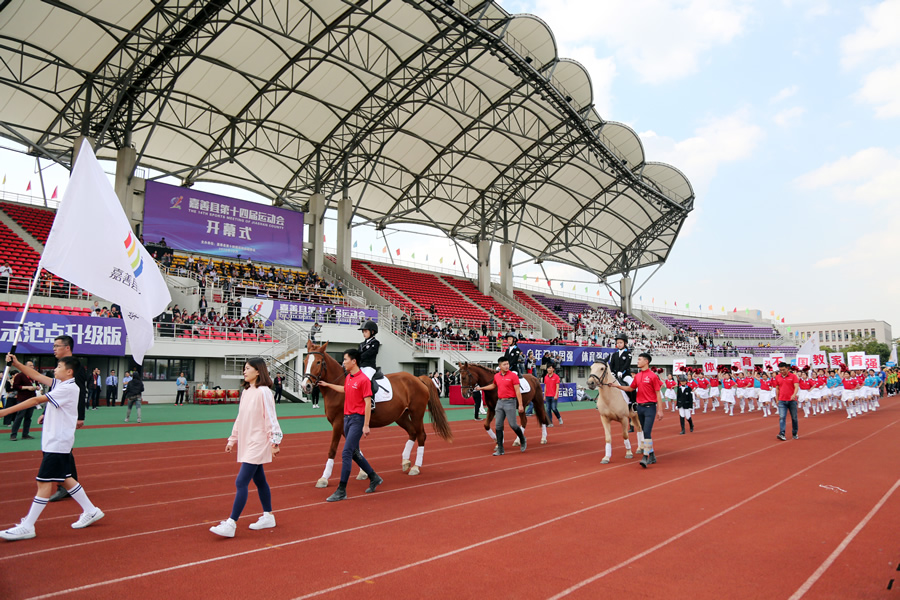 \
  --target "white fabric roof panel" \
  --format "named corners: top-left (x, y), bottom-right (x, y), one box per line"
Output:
top-left (0, 0), bottom-right (693, 279)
